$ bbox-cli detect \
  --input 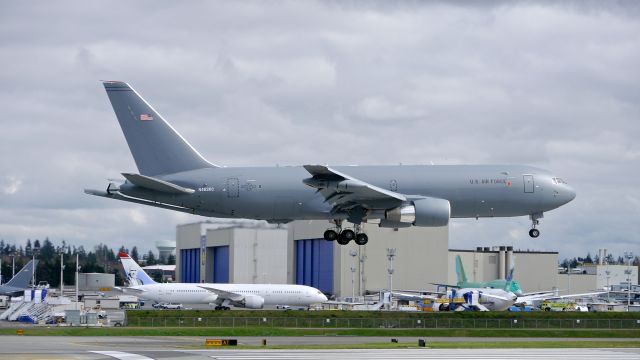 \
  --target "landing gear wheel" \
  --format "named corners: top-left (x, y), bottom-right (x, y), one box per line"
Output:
top-left (355, 233), bottom-right (368, 245)
top-left (337, 229), bottom-right (355, 245)
top-left (323, 229), bottom-right (338, 241)
top-left (529, 228), bottom-right (540, 238)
